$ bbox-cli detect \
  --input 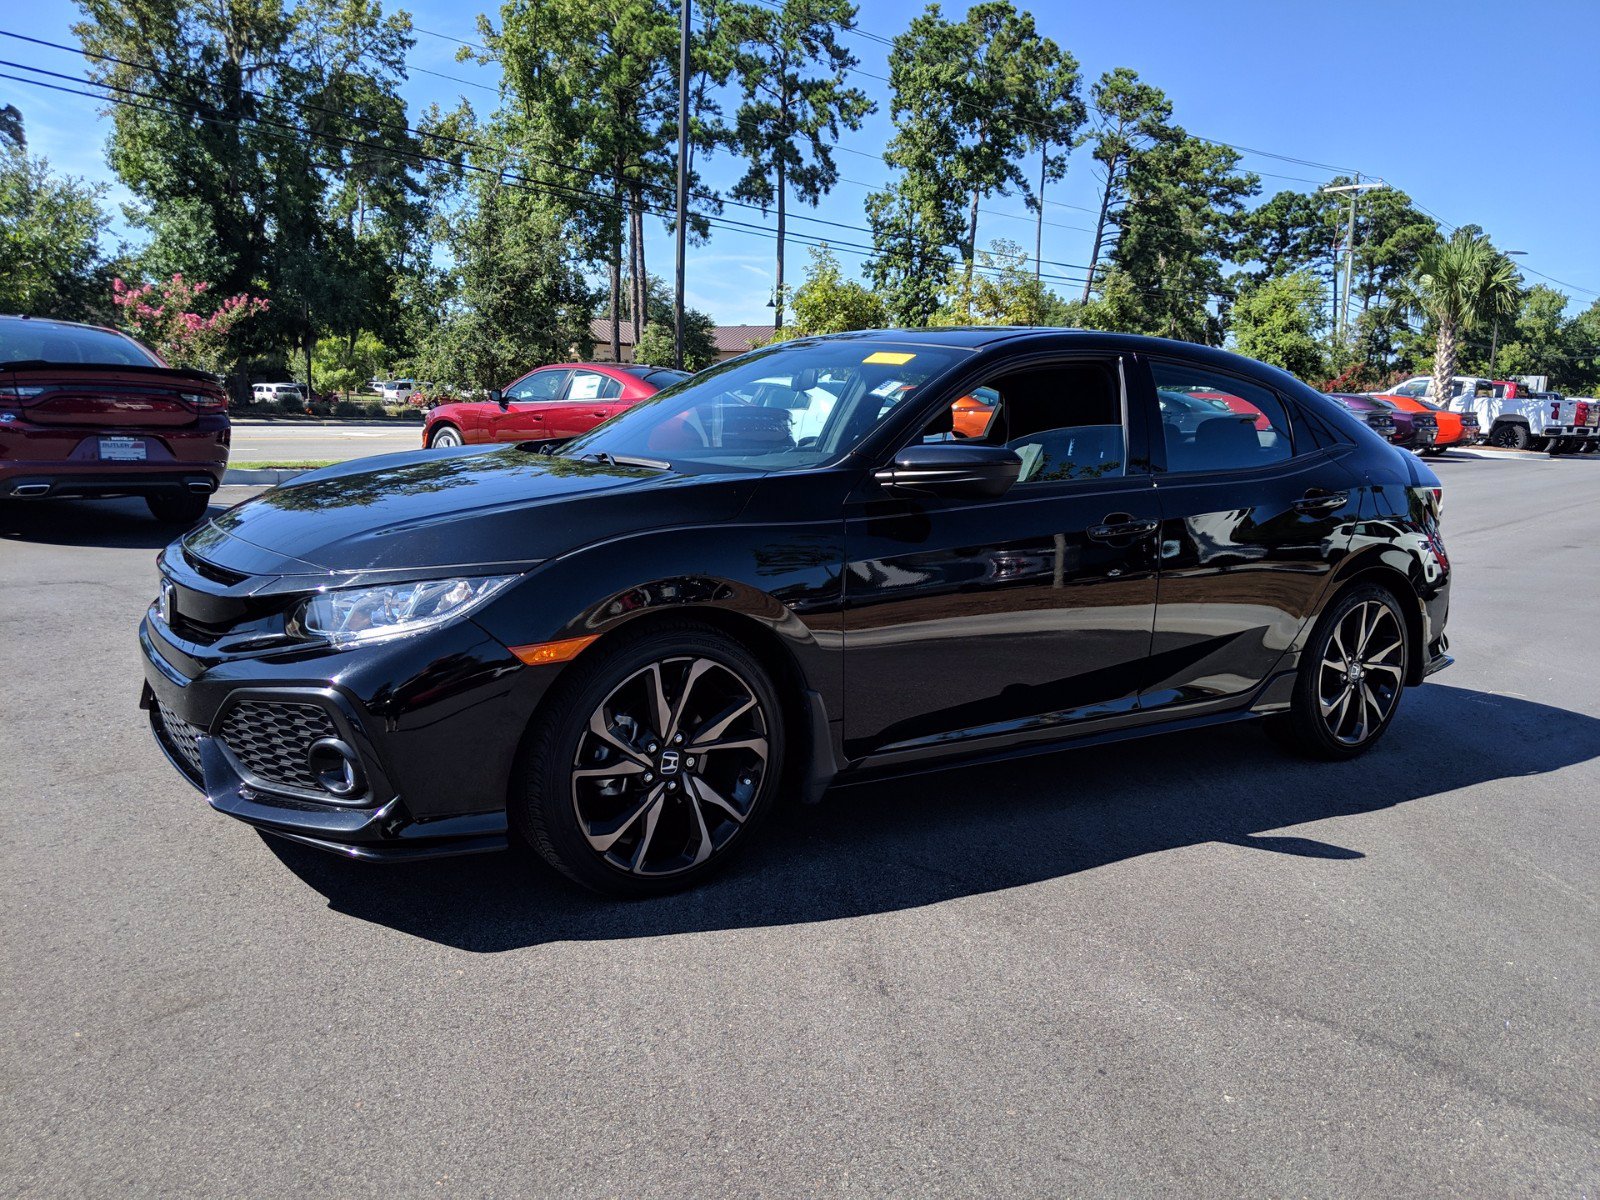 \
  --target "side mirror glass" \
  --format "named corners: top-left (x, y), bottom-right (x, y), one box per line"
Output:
top-left (489, 388), bottom-right (506, 409)
top-left (873, 443), bottom-right (1021, 500)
